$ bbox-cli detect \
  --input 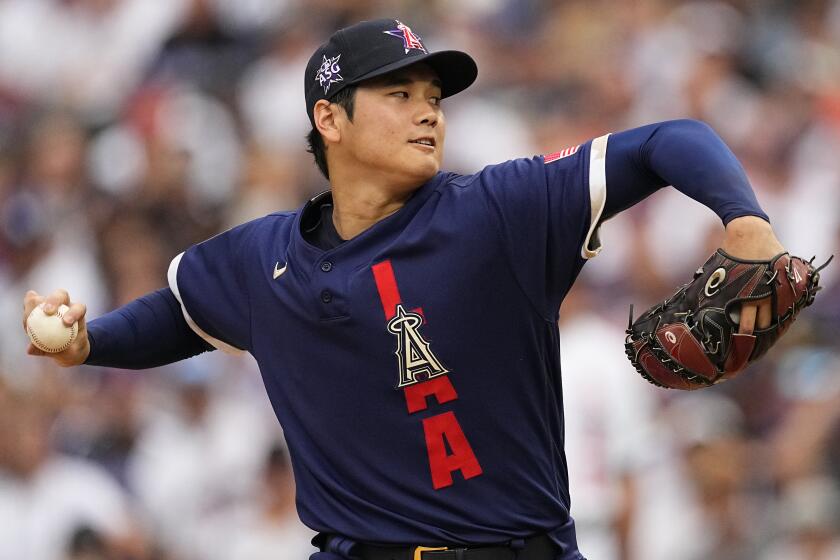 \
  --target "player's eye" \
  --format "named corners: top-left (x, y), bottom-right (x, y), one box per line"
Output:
top-left (390, 91), bottom-right (409, 98)
top-left (430, 96), bottom-right (441, 106)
